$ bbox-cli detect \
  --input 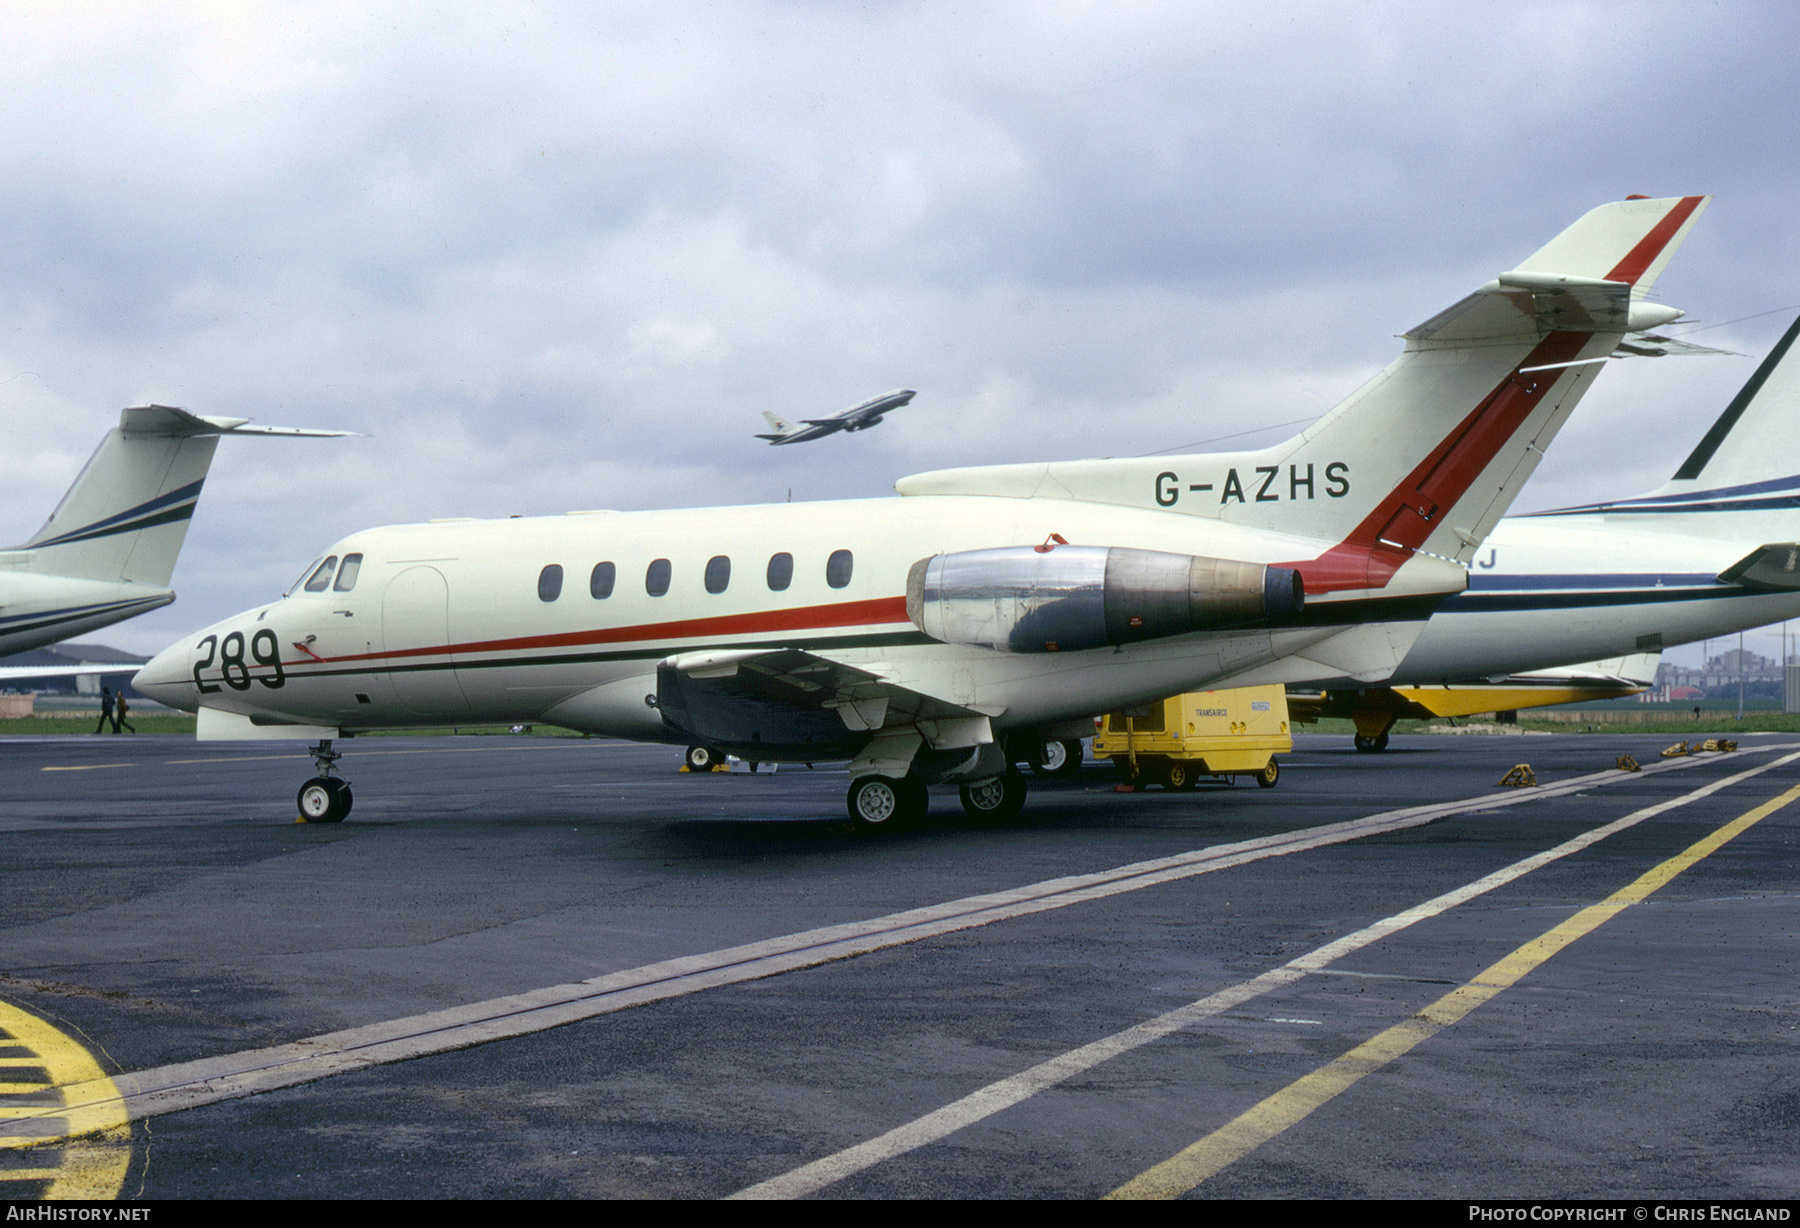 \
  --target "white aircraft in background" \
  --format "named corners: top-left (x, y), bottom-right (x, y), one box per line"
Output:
top-left (1318, 308), bottom-right (1800, 750)
top-left (756, 389), bottom-right (915, 445)
top-left (134, 196), bottom-right (1707, 826)
top-left (0, 406), bottom-right (344, 682)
